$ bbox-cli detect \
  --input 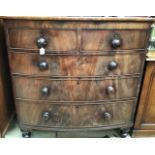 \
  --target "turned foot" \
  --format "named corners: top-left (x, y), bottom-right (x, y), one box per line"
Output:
top-left (119, 128), bottom-right (130, 138)
top-left (22, 131), bottom-right (31, 138)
